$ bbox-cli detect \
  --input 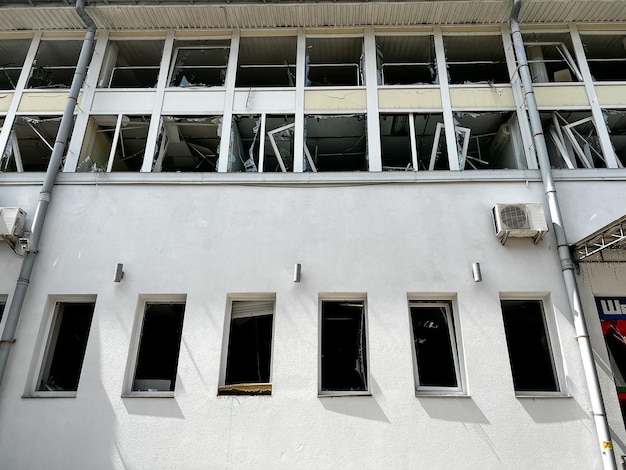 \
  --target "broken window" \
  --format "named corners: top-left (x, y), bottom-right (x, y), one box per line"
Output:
top-left (380, 113), bottom-right (448, 171)
top-left (77, 114), bottom-right (150, 172)
top-left (27, 40), bottom-right (83, 89)
top-left (306, 37), bottom-right (363, 87)
top-left (228, 114), bottom-right (295, 172)
top-left (305, 114), bottom-right (367, 171)
top-left (0, 38), bottom-right (32, 90)
top-left (605, 109), bottom-right (626, 167)
top-left (444, 35), bottom-right (509, 84)
top-left (501, 299), bottom-right (559, 393)
top-left (236, 36), bottom-right (296, 87)
top-left (320, 300), bottom-right (368, 394)
top-left (542, 111), bottom-right (606, 169)
top-left (581, 34), bottom-right (626, 82)
top-left (523, 33), bottom-right (582, 83)
top-left (409, 301), bottom-right (462, 392)
top-left (219, 299), bottom-right (274, 396)
top-left (132, 302), bottom-right (185, 393)
top-left (1, 115), bottom-right (67, 172)
top-left (375, 35), bottom-right (436, 85)
top-left (452, 111), bottom-right (527, 169)
top-left (98, 40), bottom-right (164, 88)
top-left (168, 39), bottom-right (230, 87)
top-left (38, 301), bottom-right (95, 393)
top-left (153, 115), bottom-right (222, 172)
